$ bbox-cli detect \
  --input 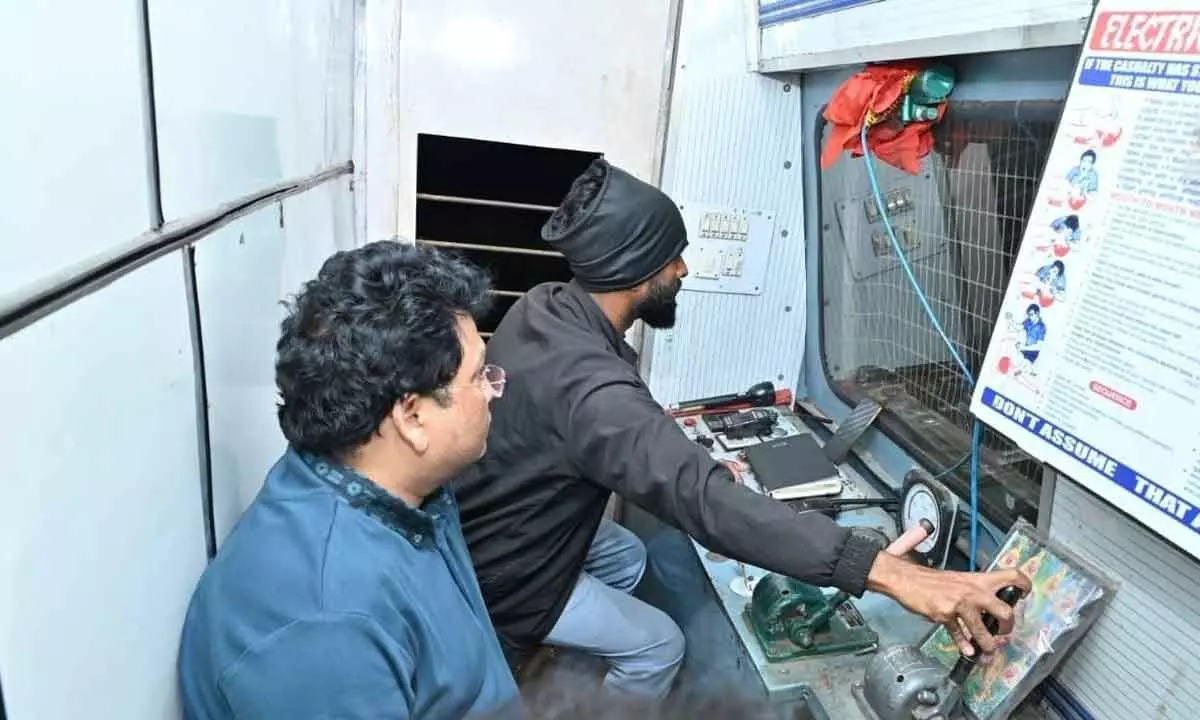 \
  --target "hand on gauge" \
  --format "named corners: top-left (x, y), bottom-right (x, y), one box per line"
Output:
top-left (867, 552), bottom-right (1032, 657)
top-left (884, 518), bottom-right (935, 557)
